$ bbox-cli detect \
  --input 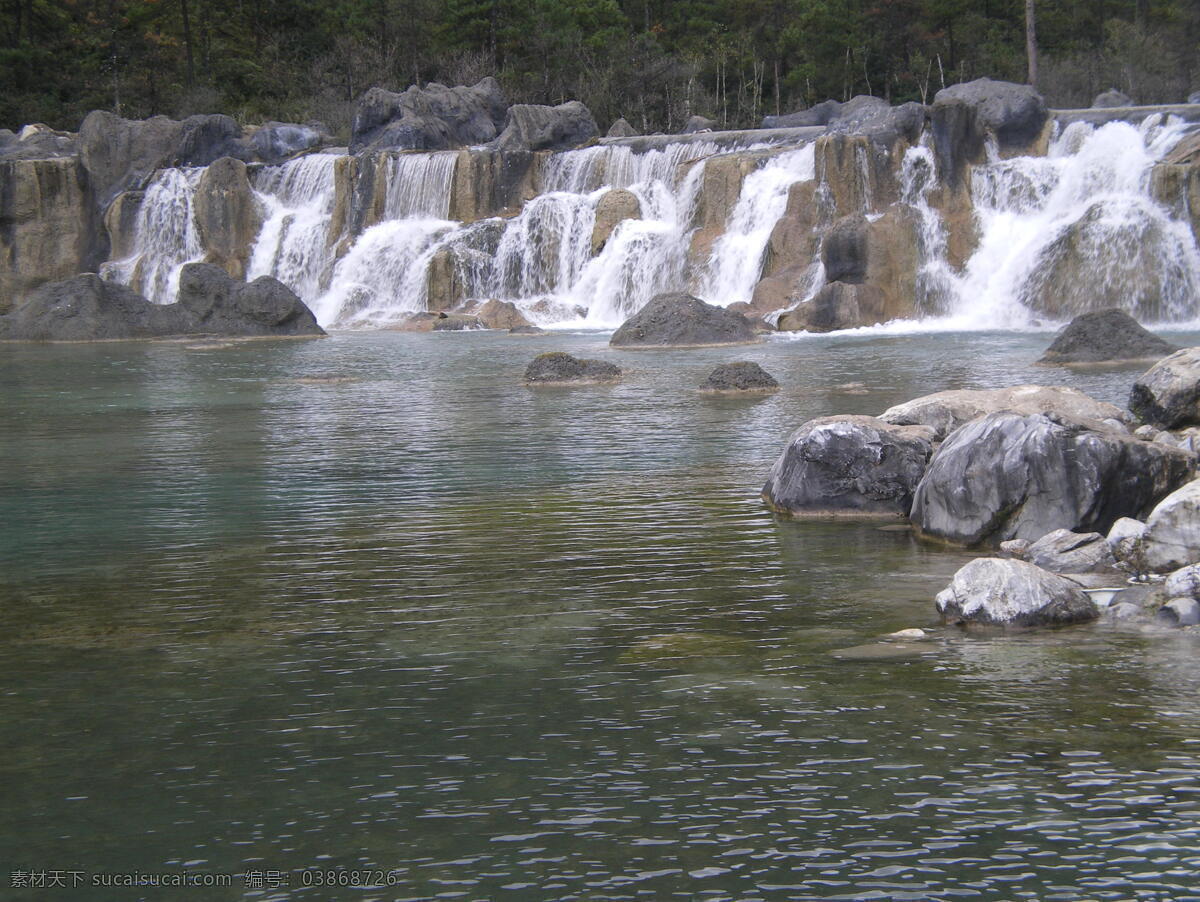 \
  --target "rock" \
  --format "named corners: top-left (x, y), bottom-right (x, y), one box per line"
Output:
top-left (935, 558), bottom-right (1099, 627)
top-left (424, 246), bottom-right (466, 313)
top-left (175, 114), bottom-right (248, 167)
top-left (1025, 529), bottom-right (1118, 573)
top-left (776, 282), bottom-right (886, 333)
top-left (1106, 601), bottom-right (1145, 621)
top-left (606, 118), bottom-right (639, 138)
top-left (1107, 517), bottom-right (1149, 571)
top-left (0, 123), bottom-right (77, 160)
top-left (761, 415), bottom-right (935, 518)
top-left (1158, 597), bottom-right (1200, 625)
top-left (523, 351), bottom-right (621, 385)
top-left (880, 384), bottom-right (1131, 441)
top-left (828, 98), bottom-right (927, 147)
top-left (1164, 563), bottom-right (1200, 599)
top-left (822, 215), bottom-right (869, 283)
top-left (430, 314), bottom-right (482, 331)
top-left (492, 101), bottom-right (598, 152)
top-left (509, 324), bottom-right (543, 334)
top-left (250, 122), bottom-right (323, 163)
top-left (591, 189), bottom-right (641, 254)
top-left (475, 299), bottom-right (531, 331)
top-left (886, 628), bottom-right (928, 639)
top-left (762, 99), bottom-right (842, 129)
top-left (1190, 92), bottom-right (1200, 105)
top-left (1130, 347), bottom-right (1200, 429)
top-left (1037, 308), bottom-right (1177, 365)
top-left (1092, 89), bottom-right (1133, 108)
top-left (681, 115), bottom-right (718, 134)
top-left (1141, 479), bottom-right (1200, 571)
top-left (1000, 538), bottom-right (1032, 558)
top-left (610, 292), bottom-right (758, 348)
top-left (0, 268), bottom-right (323, 341)
top-left (911, 412), bottom-right (1194, 546)
top-left (192, 157), bottom-right (263, 280)
top-left (350, 78), bottom-right (507, 153)
top-left (1135, 424), bottom-right (1161, 440)
top-left (700, 361), bottom-right (779, 393)
top-left (930, 78), bottom-right (1048, 190)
